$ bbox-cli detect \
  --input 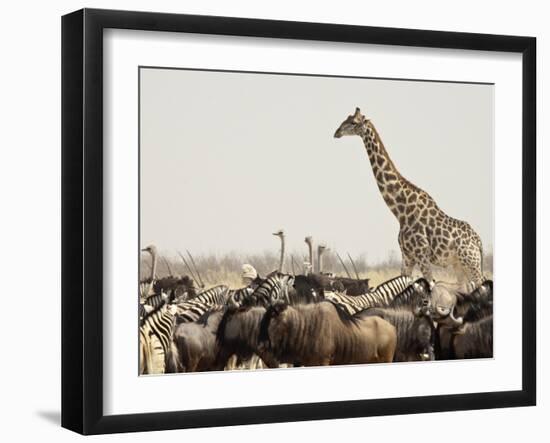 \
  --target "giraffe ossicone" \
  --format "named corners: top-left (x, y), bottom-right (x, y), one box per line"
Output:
top-left (334, 107), bottom-right (484, 288)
